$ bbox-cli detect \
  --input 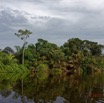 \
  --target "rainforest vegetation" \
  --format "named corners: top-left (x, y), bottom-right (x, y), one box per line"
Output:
top-left (0, 29), bottom-right (104, 75)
